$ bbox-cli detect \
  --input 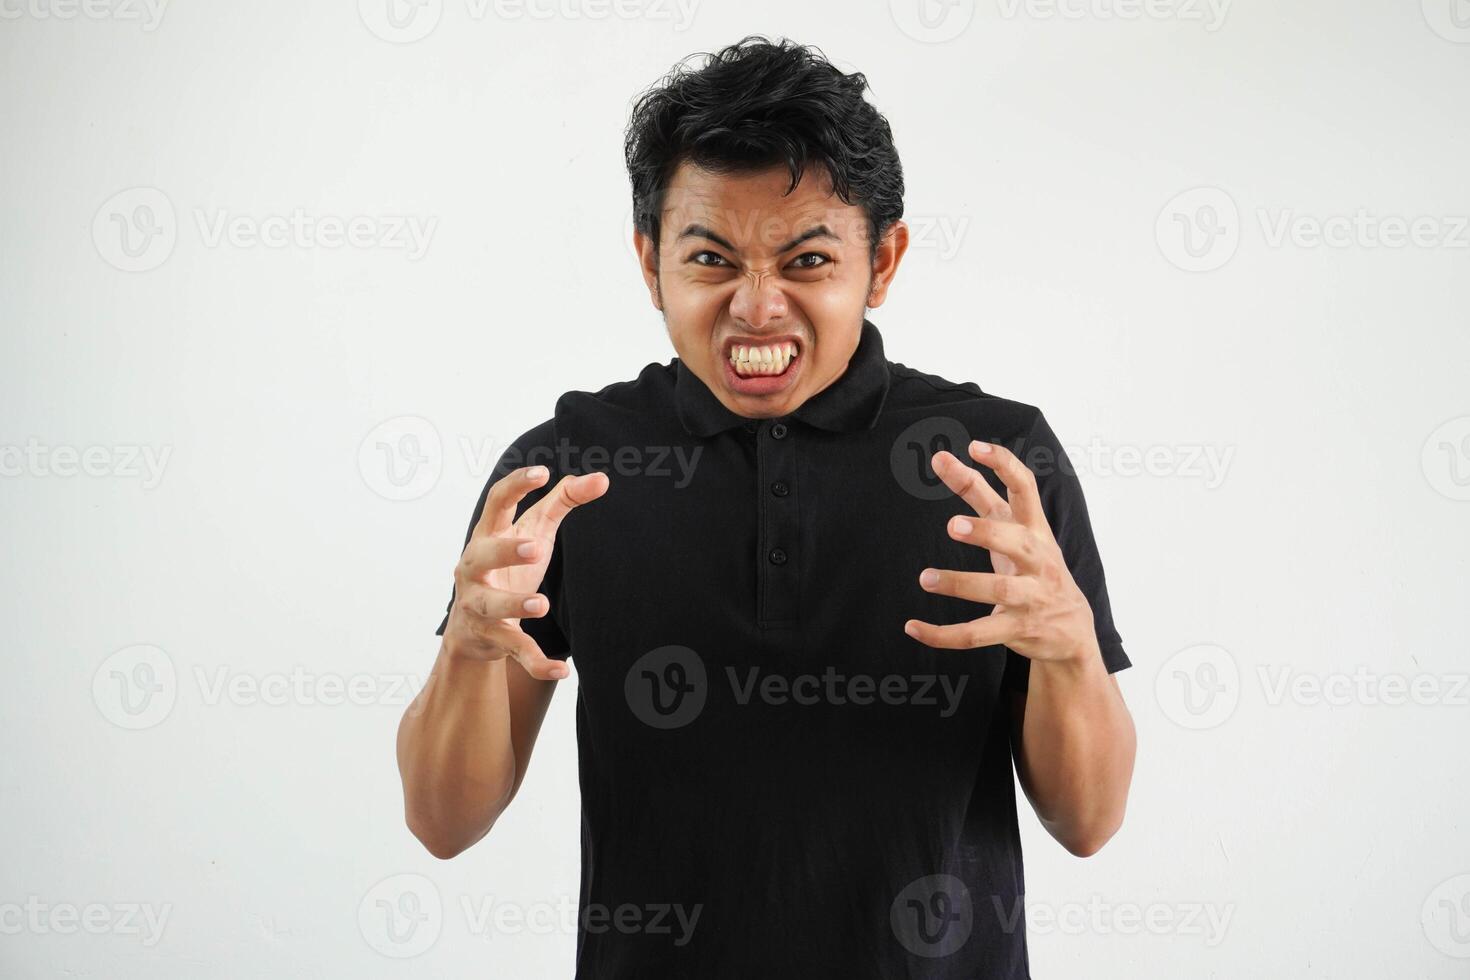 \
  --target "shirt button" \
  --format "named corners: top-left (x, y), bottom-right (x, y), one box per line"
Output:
top-left (768, 548), bottom-right (788, 565)
top-left (770, 422), bottom-right (788, 439)
top-left (771, 481), bottom-right (789, 497)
